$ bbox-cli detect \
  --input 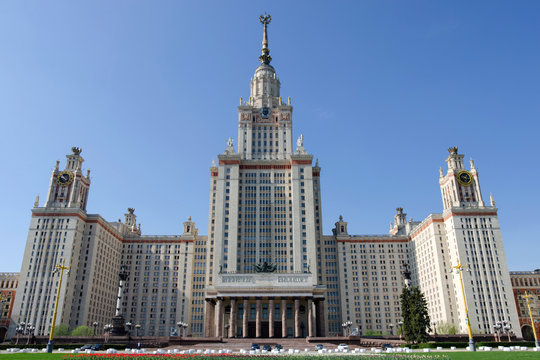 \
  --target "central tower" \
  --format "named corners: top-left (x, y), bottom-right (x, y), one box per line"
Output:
top-left (238, 14), bottom-right (293, 161)
top-left (204, 15), bottom-right (326, 339)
